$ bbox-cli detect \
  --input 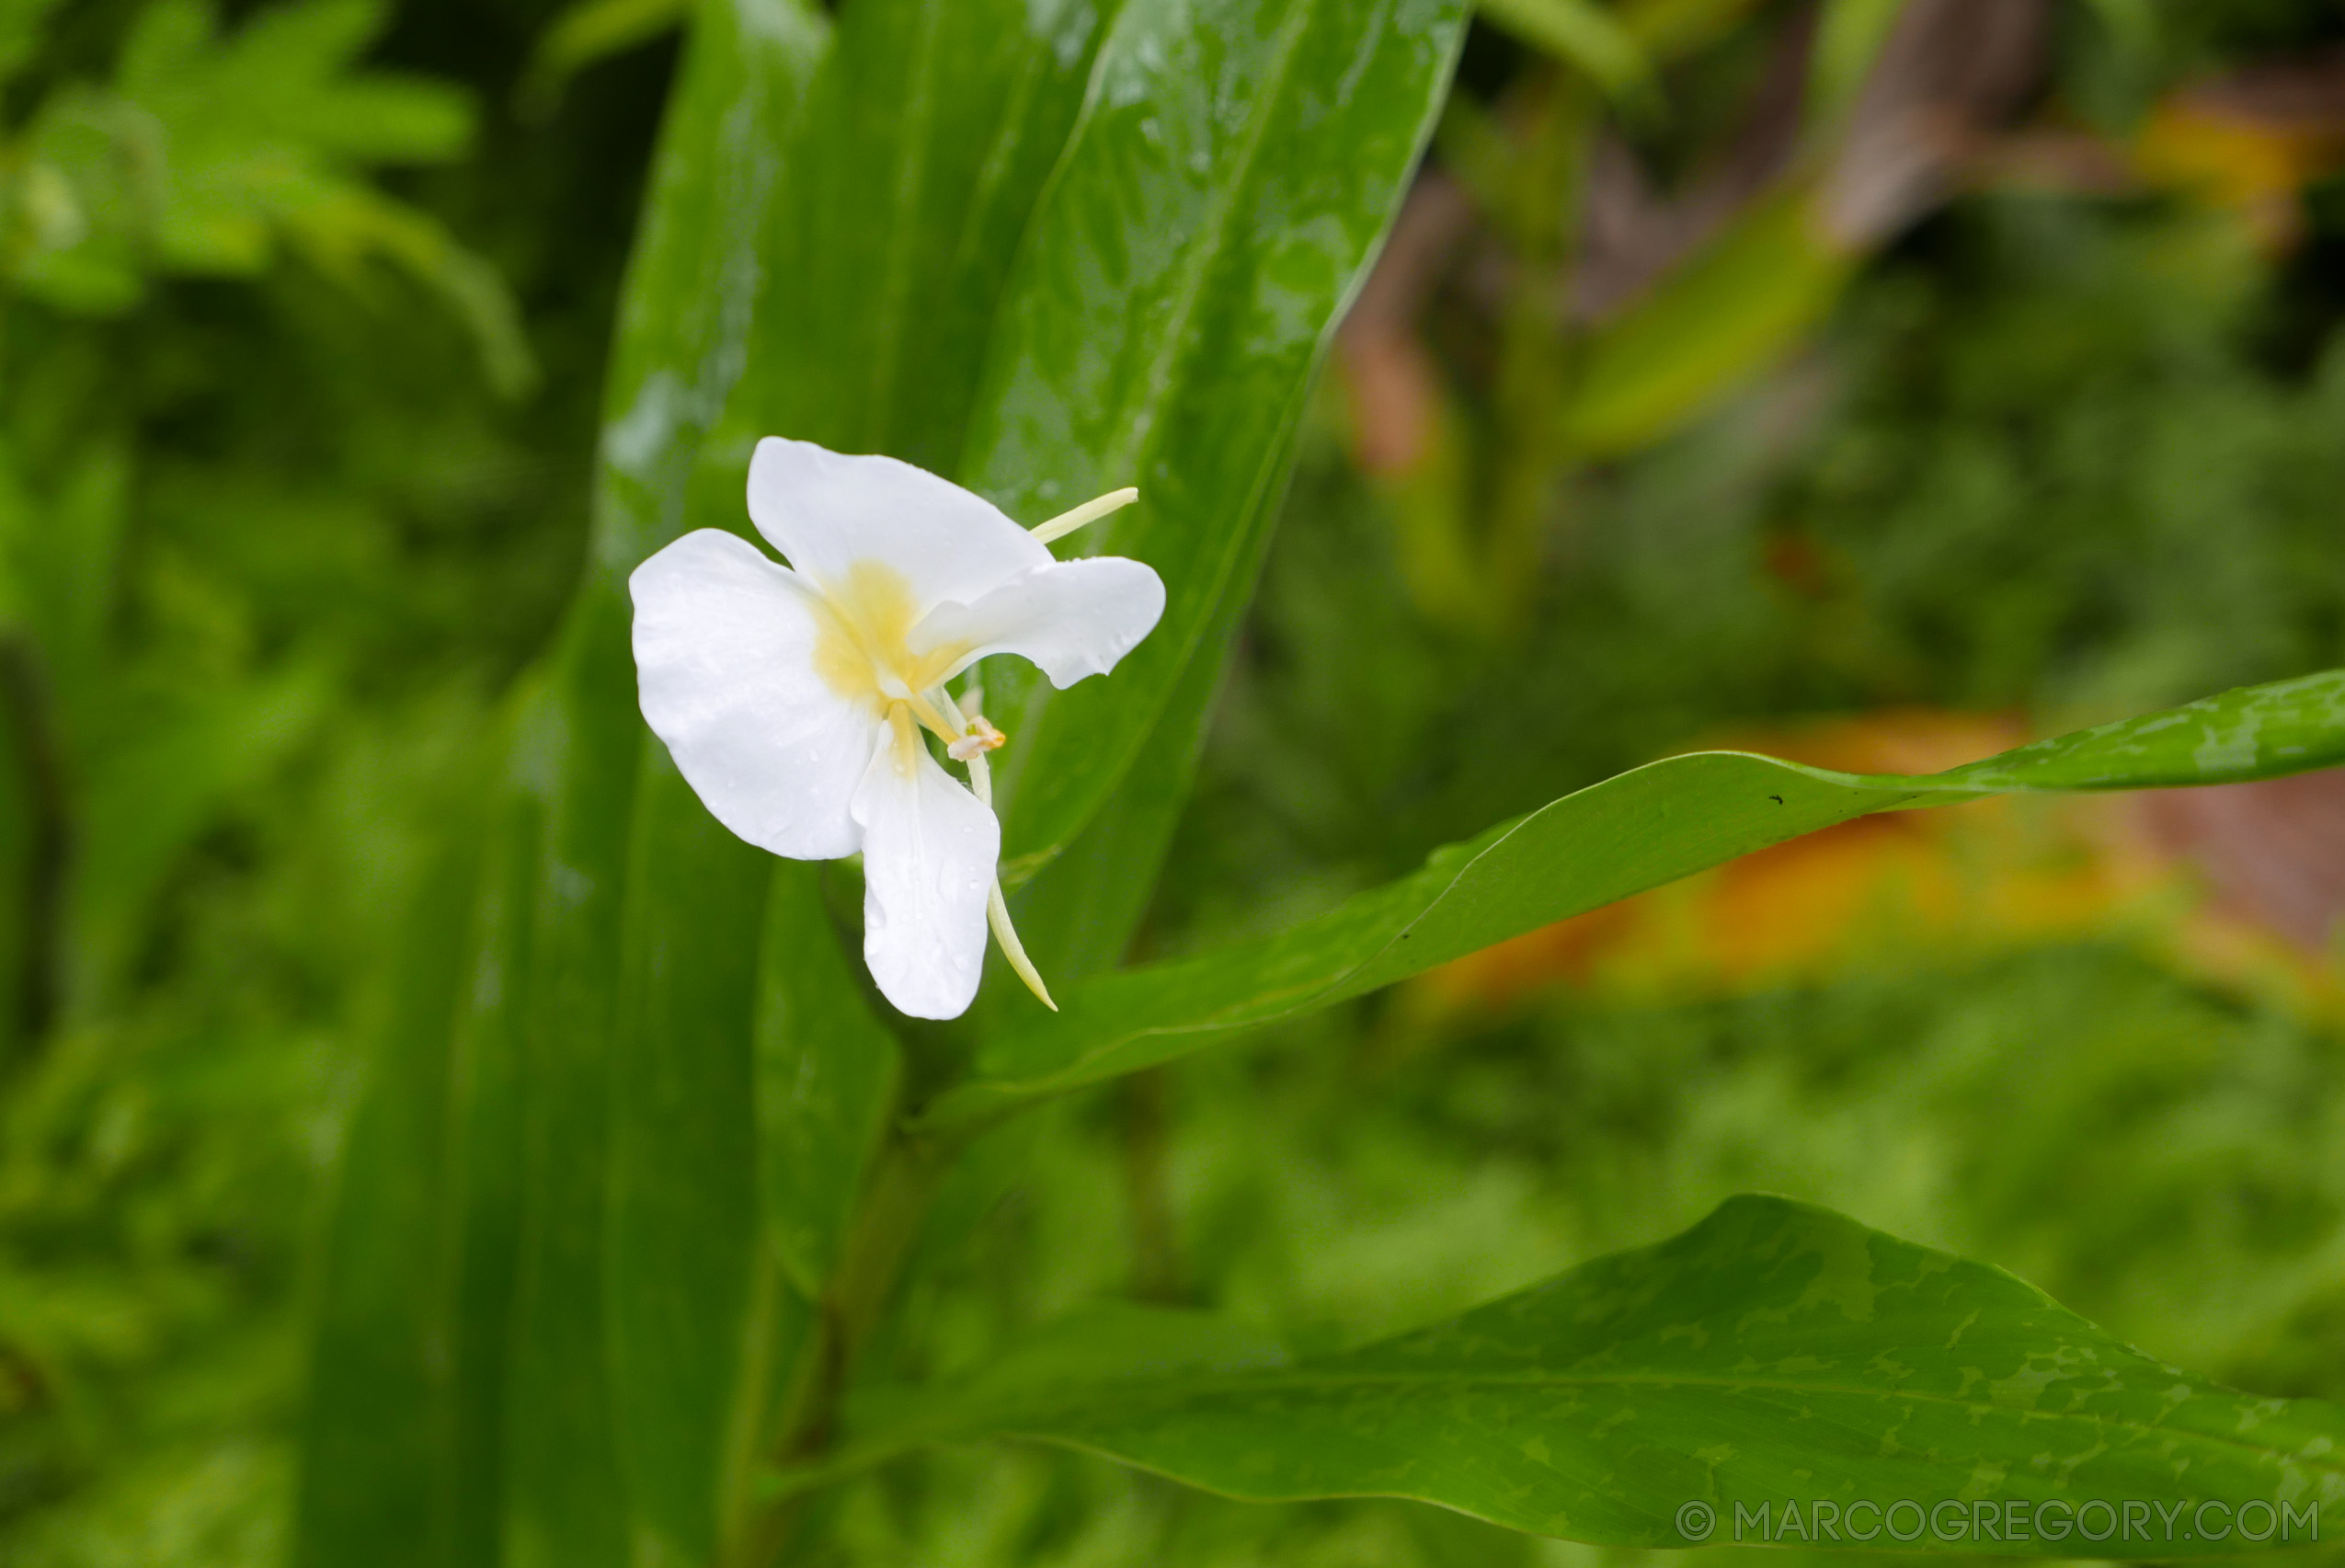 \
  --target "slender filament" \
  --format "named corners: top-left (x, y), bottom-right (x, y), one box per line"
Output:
top-left (930, 685), bottom-right (1057, 1011)
top-left (1030, 486), bottom-right (1139, 545)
